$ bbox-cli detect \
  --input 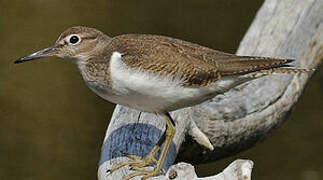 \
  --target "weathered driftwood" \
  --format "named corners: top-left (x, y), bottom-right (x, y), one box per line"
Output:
top-left (149, 159), bottom-right (253, 180)
top-left (98, 0), bottom-right (323, 179)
